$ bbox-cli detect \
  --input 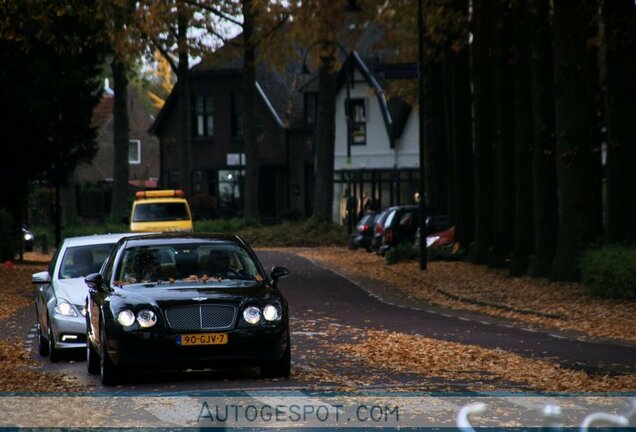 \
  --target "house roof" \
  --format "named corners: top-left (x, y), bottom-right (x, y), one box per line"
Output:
top-left (149, 23), bottom-right (414, 139)
top-left (150, 37), bottom-right (306, 135)
top-left (91, 94), bottom-right (114, 129)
